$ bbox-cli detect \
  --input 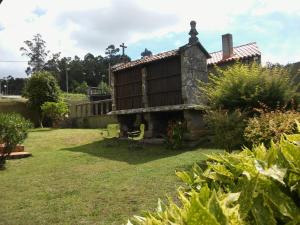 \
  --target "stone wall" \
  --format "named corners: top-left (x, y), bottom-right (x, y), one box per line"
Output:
top-left (181, 44), bottom-right (208, 105)
top-left (68, 115), bottom-right (117, 129)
